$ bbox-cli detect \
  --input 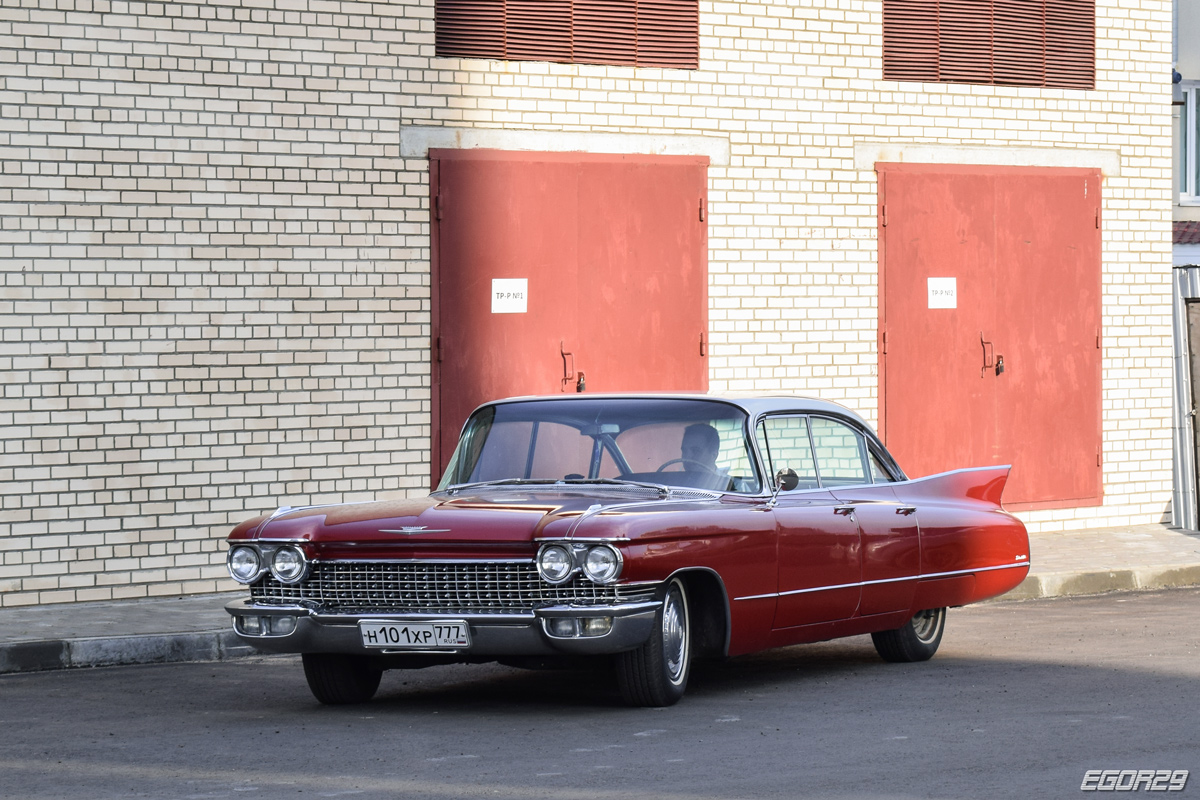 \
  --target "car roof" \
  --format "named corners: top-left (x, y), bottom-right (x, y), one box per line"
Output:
top-left (481, 392), bottom-right (875, 432)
